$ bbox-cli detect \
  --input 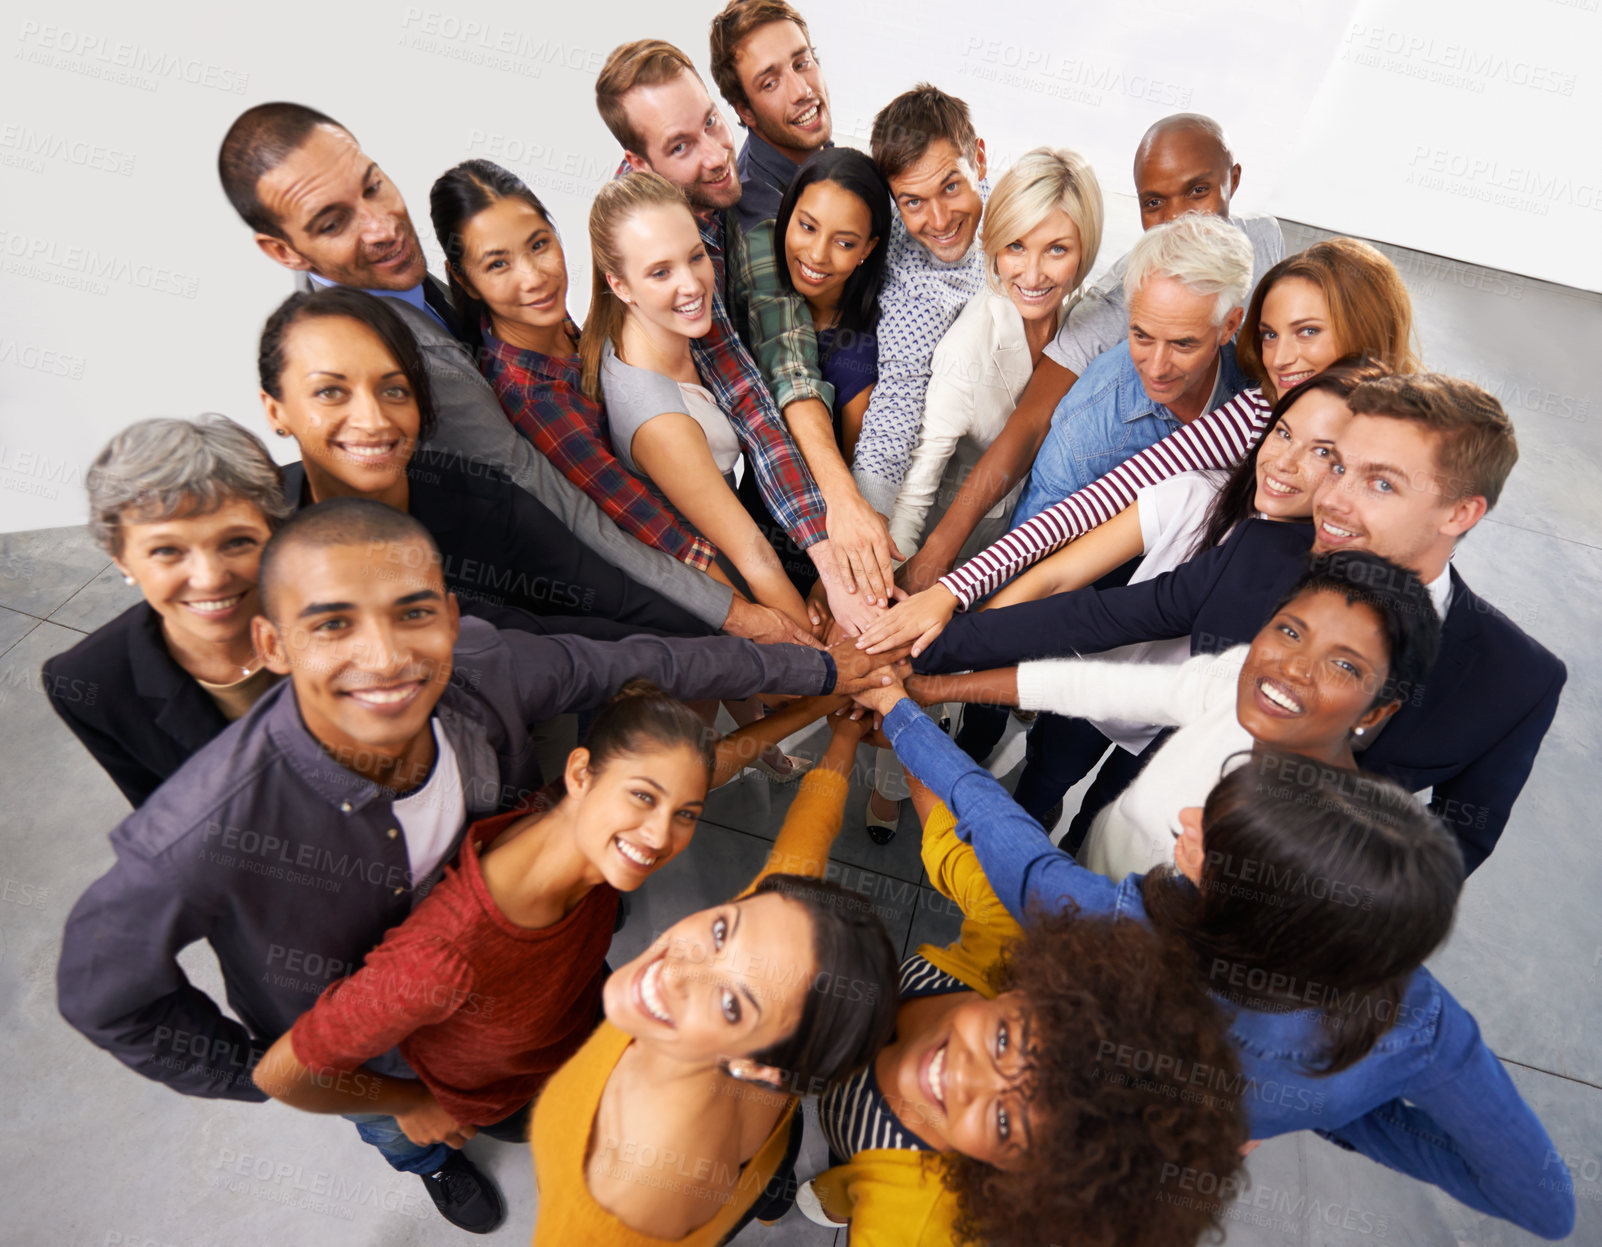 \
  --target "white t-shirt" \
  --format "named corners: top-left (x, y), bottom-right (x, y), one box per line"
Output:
top-left (391, 719), bottom-right (466, 888)
top-left (1087, 469), bottom-right (1229, 752)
